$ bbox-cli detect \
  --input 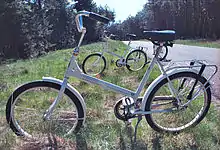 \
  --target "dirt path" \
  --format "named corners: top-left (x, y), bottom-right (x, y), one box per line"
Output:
top-left (124, 41), bottom-right (220, 107)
